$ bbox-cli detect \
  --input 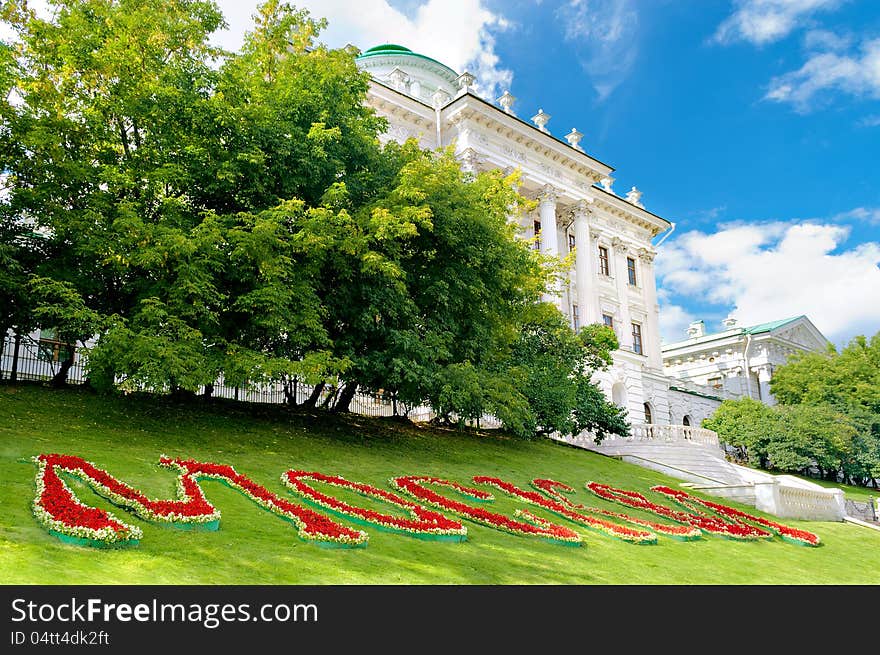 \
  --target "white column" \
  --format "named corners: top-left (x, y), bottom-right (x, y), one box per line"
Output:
top-left (538, 184), bottom-right (561, 308)
top-left (756, 365), bottom-right (774, 405)
top-left (638, 248), bottom-right (661, 369)
top-left (572, 199), bottom-right (597, 325)
top-left (611, 236), bottom-right (633, 351)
